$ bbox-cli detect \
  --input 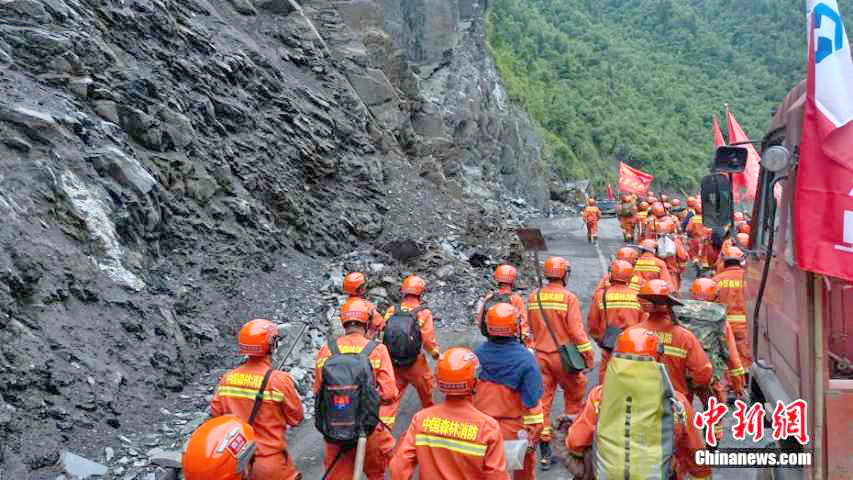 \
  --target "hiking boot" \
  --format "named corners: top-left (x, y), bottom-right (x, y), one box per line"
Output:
top-left (539, 441), bottom-right (552, 471)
